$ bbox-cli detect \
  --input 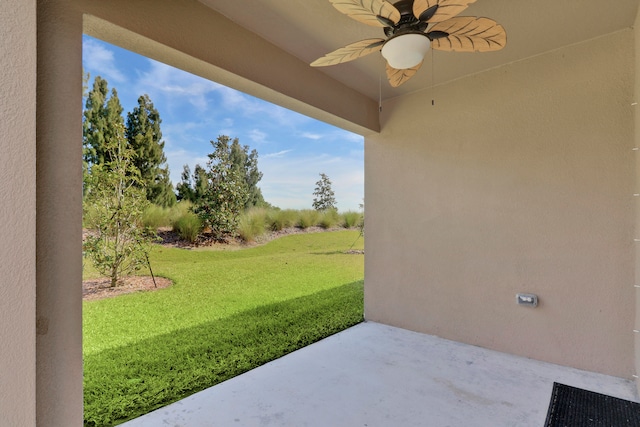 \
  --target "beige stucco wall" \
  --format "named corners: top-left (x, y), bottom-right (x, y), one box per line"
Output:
top-left (635, 7), bottom-right (640, 392)
top-left (0, 0), bottom-right (37, 425)
top-left (36, 1), bottom-right (85, 425)
top-left (366, 30), bottom-right (636, 377)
